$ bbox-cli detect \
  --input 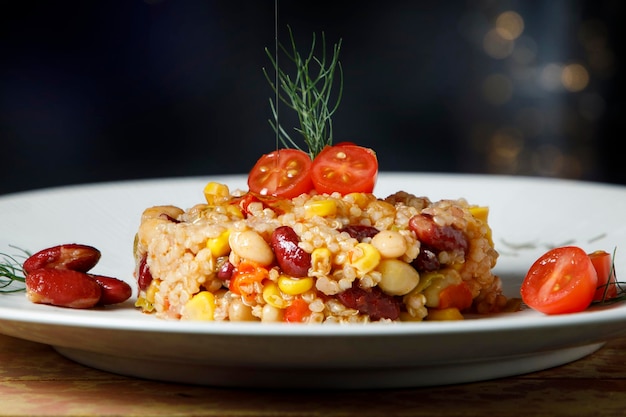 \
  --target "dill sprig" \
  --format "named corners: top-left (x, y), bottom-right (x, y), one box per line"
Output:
top-left (263, 26), bottom-right (343, 159)
top-left (0, 246), bottom-right (29, 293)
